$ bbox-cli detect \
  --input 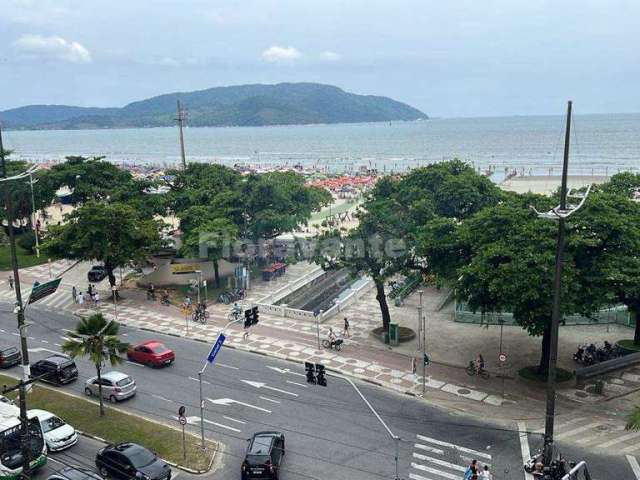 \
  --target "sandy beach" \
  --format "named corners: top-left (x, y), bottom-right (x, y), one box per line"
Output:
top-left (500, 175), bottom-right (610, 195)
